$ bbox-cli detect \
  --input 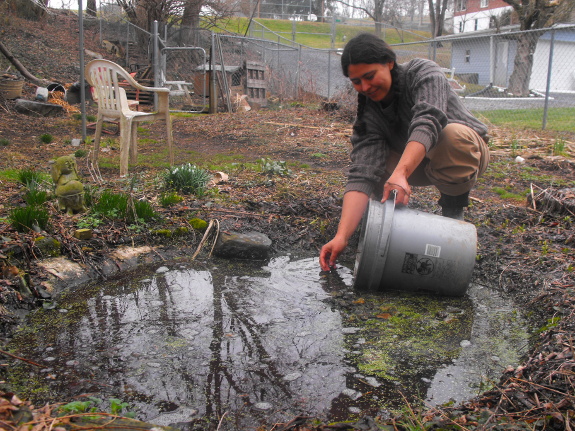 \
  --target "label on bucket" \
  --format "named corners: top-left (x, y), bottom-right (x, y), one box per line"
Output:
top-left (424, 244), bottom-right (441, 258)
top-left (401, 252), bottom-right (455, 278)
